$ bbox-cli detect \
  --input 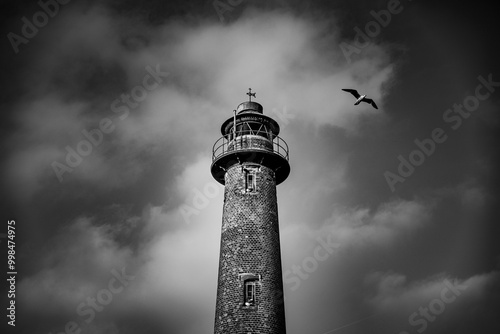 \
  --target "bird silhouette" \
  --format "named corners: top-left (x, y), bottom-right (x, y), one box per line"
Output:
top-left (342, 89), bottom-right (378, 109)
